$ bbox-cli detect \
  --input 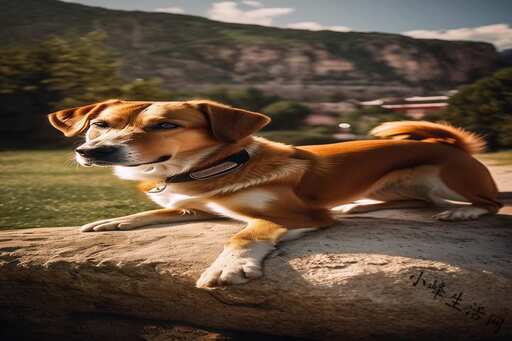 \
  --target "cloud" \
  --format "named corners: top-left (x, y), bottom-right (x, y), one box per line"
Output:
top-left (208, 1), bottom-right (294, 26)
top-left (403, 24), bottom-right (512, 50)
top-left (242, 0), bottom-right (262, 7)
top-left (154, 6), bottom-right (185, 14)
top-left (287, 21), bottom-right (351, 32)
